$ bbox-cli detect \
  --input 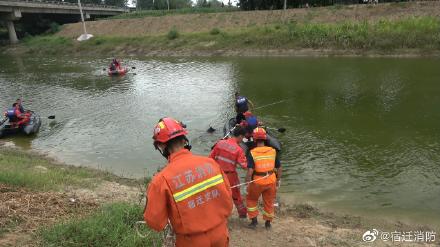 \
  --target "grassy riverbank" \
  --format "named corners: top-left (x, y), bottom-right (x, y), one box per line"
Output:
top-left (13, 16), bottom-right (440, 57)
top-left (0, 148), bottom-right (158, 246)
top-left (1, 147), bottom-right (438, 246)
top-left (3, 1), bottom-right (440, 57)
